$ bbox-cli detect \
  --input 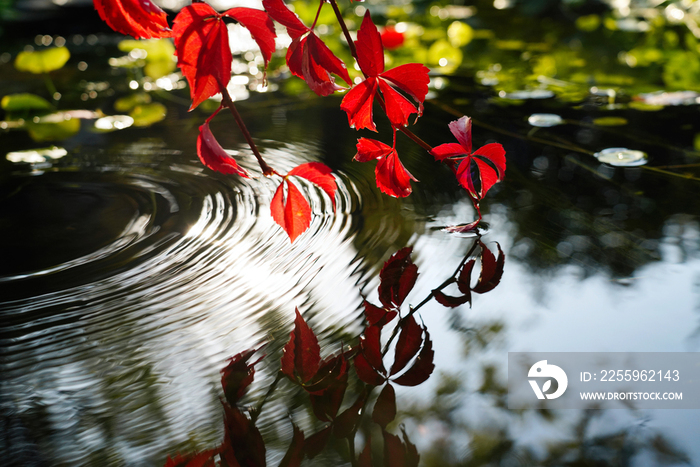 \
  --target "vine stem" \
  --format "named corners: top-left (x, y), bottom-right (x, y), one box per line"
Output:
top-left (328, 0), bottom-right (358, 63)
top-left (250, 371), bottom-right (283, 423)
top-left (220, 86), bottom-right (276, 176)
top-left (381, 238), bottom-right (481, 357)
